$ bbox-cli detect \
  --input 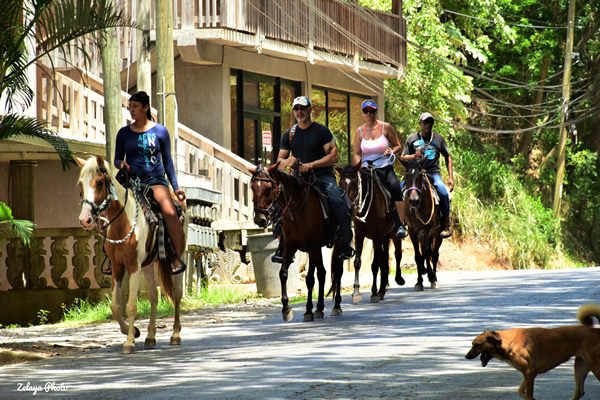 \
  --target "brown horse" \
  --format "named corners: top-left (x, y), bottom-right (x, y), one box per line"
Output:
top-left (338, 163), bottom-right (404, 303)
top-left (77, 156), bottom-right (184, 354)
top-left (402, 158), bottom-right (442, 291)
top-left (249, 163), bottom-right (344, 322)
